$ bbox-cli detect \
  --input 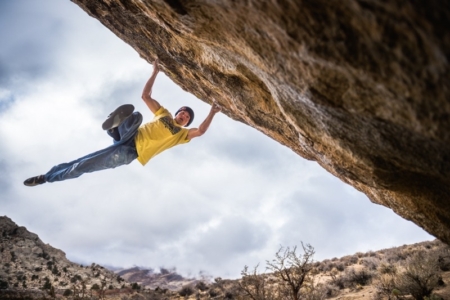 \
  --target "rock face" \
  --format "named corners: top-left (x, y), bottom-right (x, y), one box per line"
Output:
top-left (71, 1), bottom-right (450, 243)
